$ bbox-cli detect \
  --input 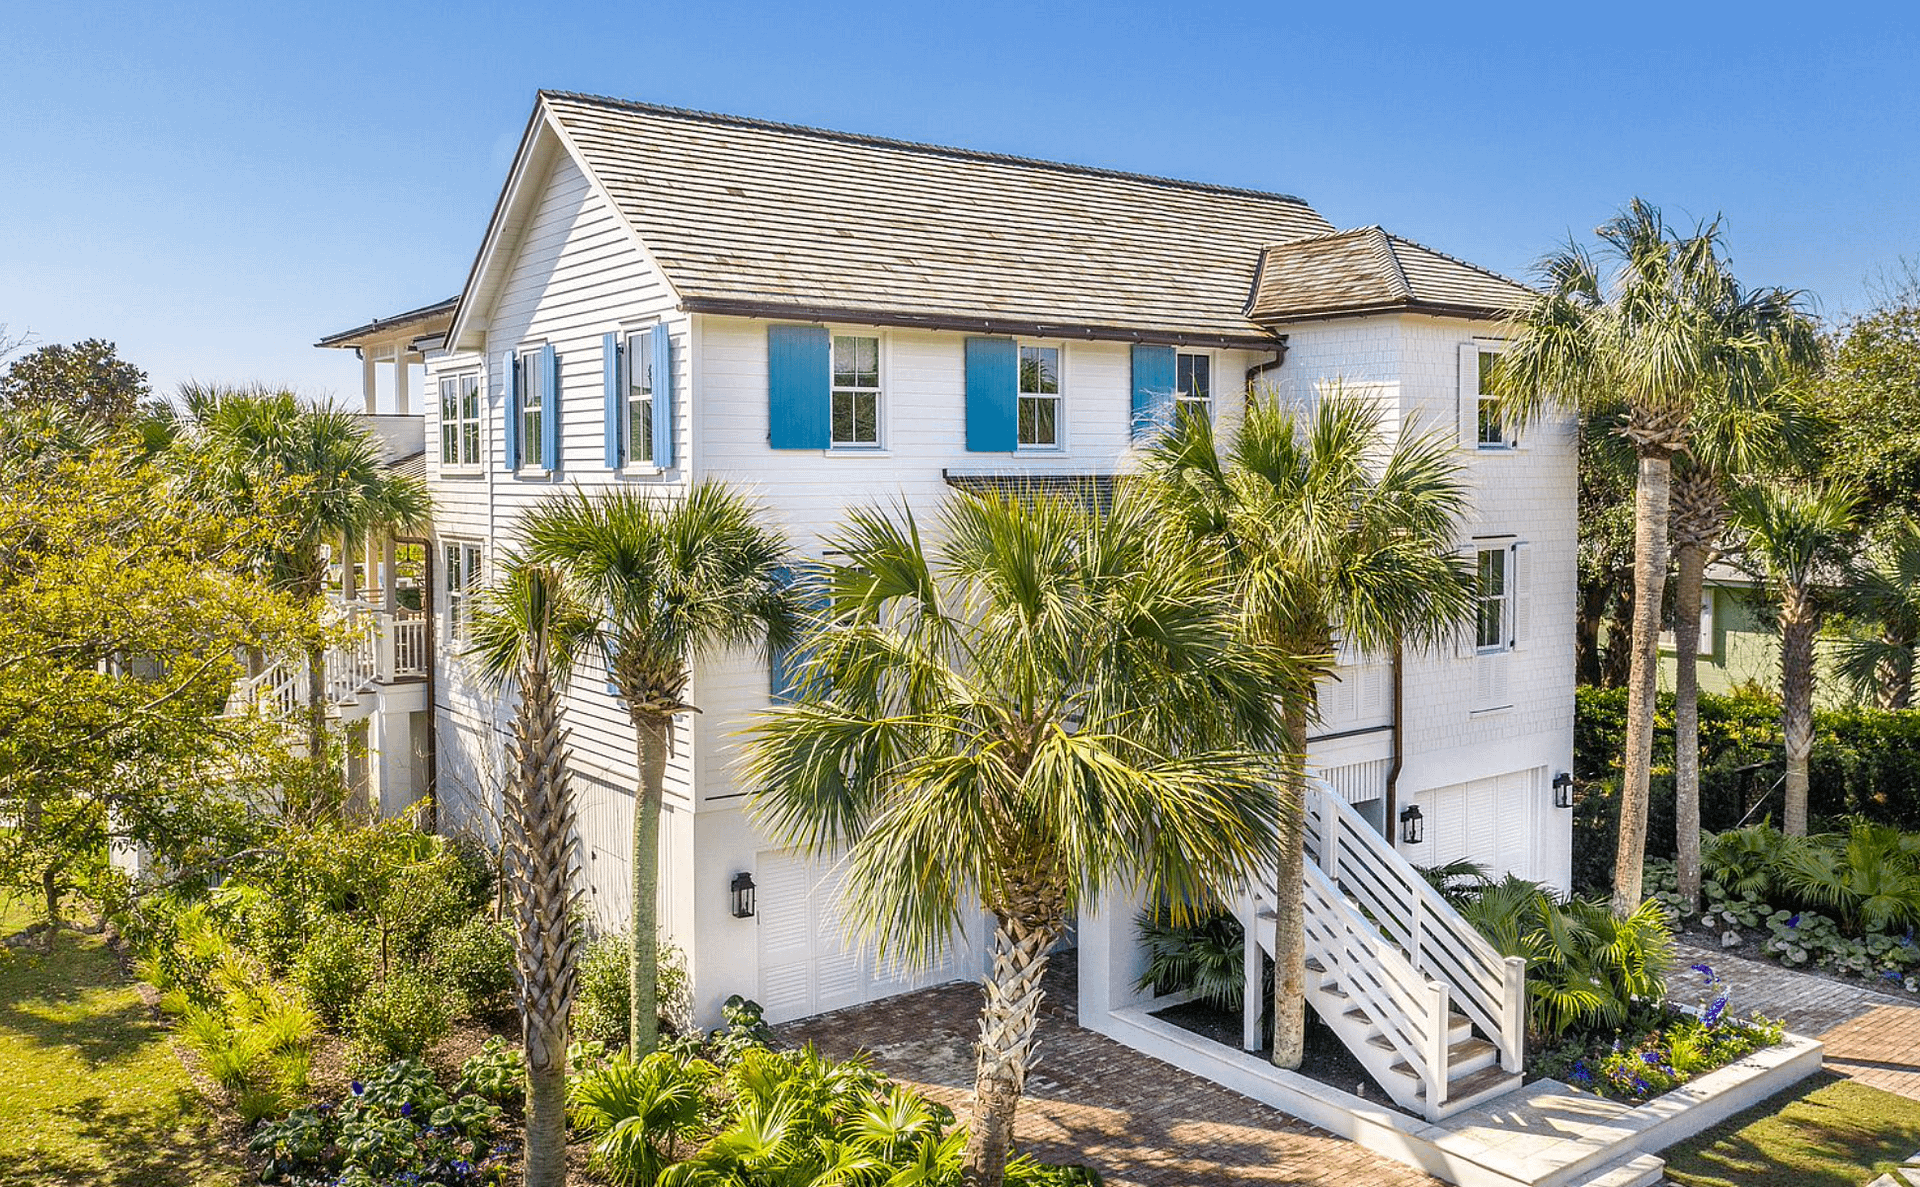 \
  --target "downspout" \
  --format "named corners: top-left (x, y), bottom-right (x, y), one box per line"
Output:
top-left (398, 535), bottom-right (438, 833)
top-left (1243, 336), bottom-right (1290, 402)
top-left (1384, 639), bottom-right (1405, 841)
